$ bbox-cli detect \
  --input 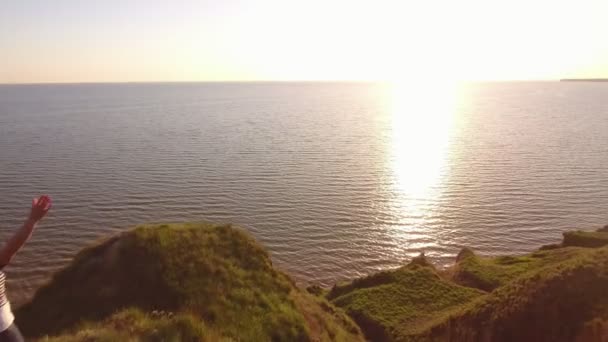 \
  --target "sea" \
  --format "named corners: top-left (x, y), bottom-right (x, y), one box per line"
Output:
top-left (0, 81), bottom-right (607, 305)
